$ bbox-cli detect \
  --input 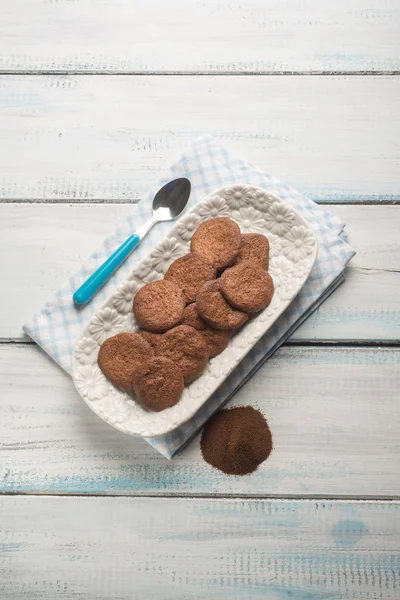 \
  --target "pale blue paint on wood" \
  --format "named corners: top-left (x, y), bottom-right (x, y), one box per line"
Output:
top-left (0, 542), bottom-right (22, 554)
top-left (0, 497), bottom-right (398, 599)
top-left (1, 346), bottom-right (399, 497)
top-left (331, 520), bottom-right (369, 548)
